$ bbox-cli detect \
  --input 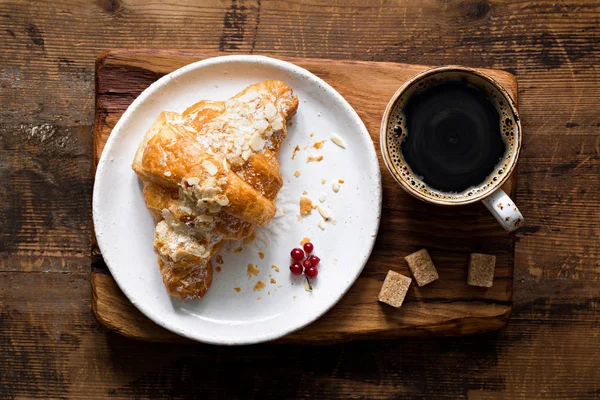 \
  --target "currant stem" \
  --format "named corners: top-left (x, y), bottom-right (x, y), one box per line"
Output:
top-left (305, 275), bottom-right (313, 291)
